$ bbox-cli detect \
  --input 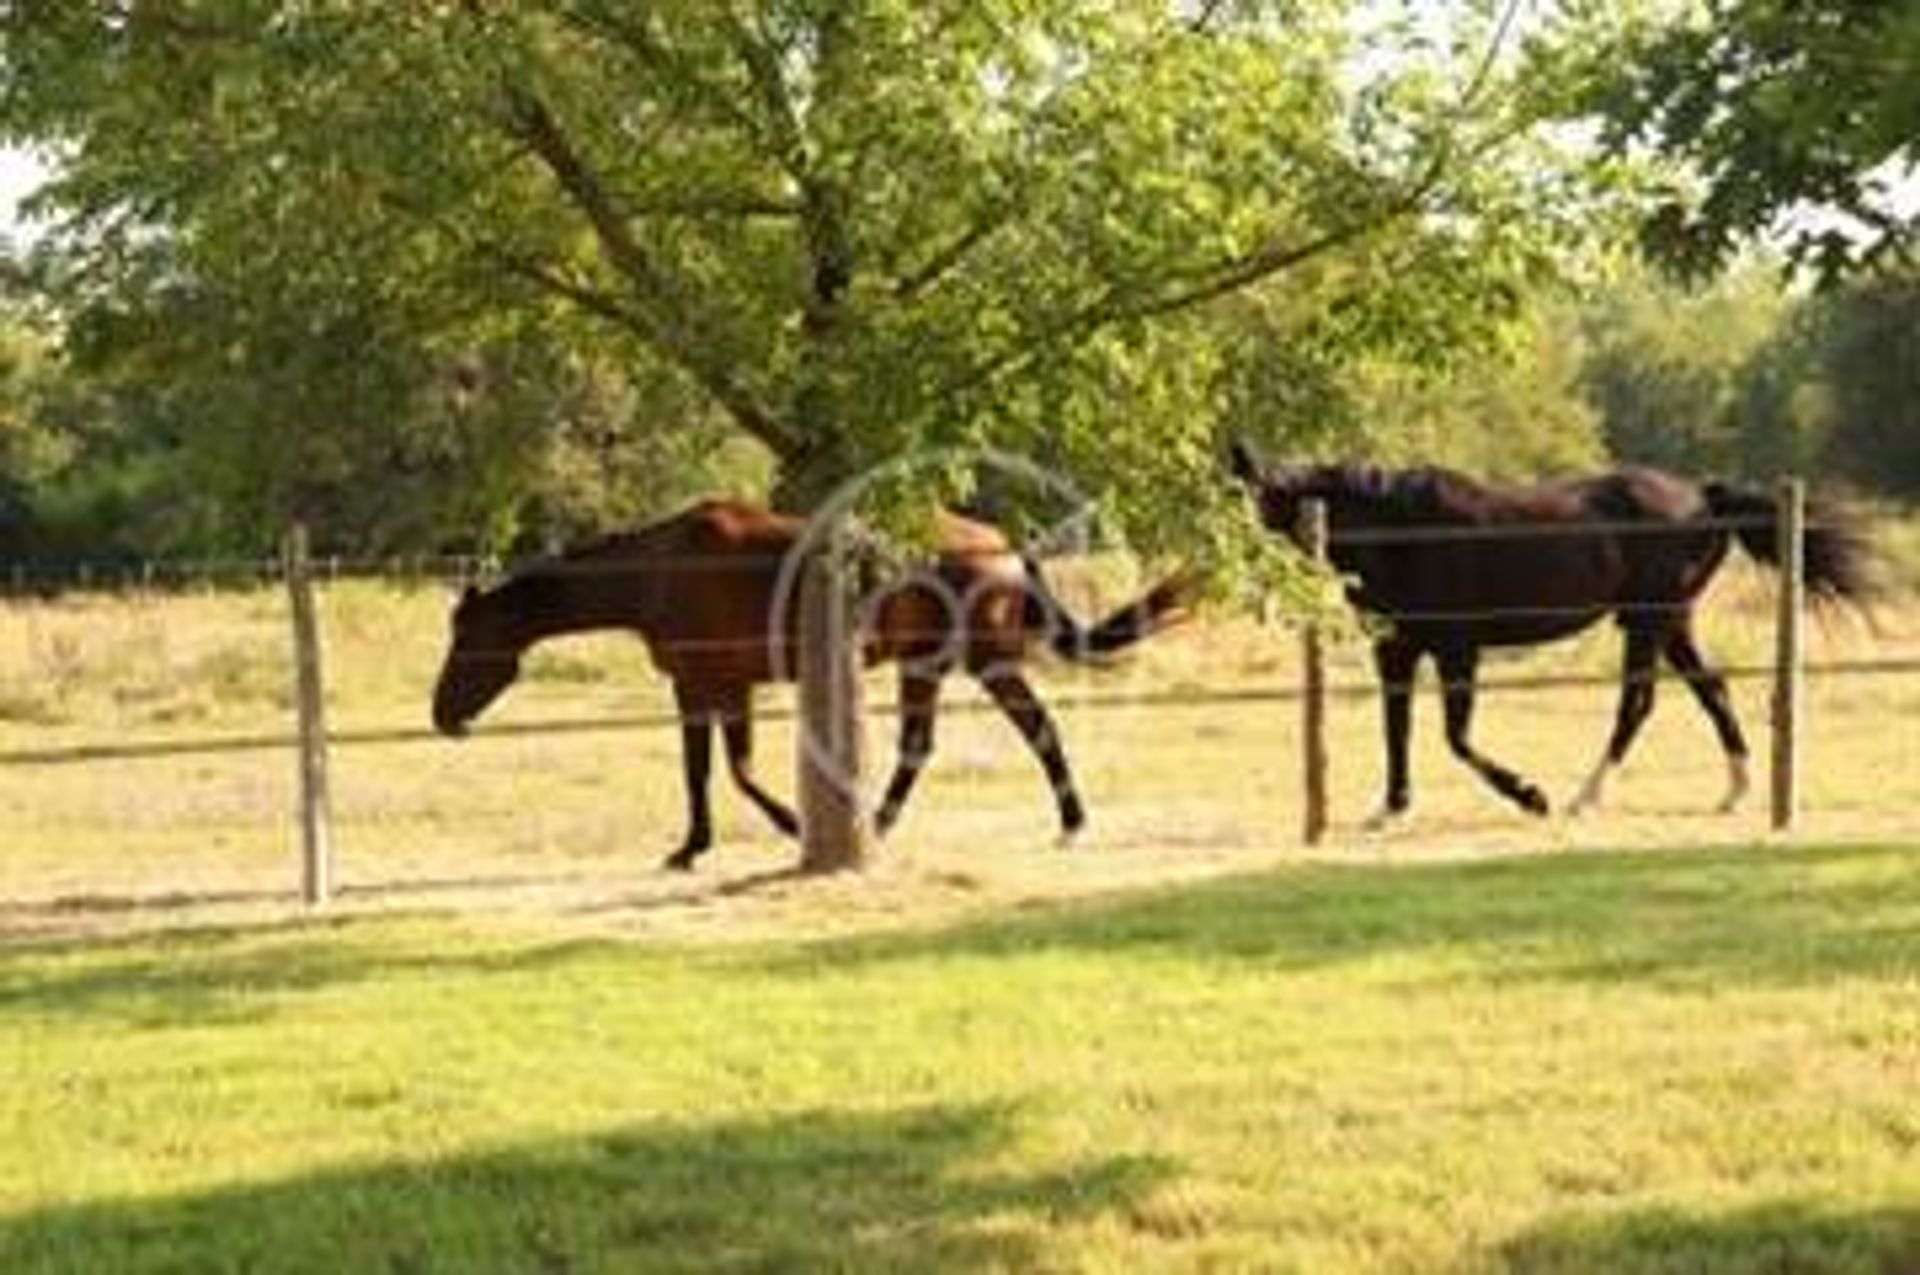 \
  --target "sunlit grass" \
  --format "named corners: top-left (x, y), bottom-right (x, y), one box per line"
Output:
top-left (3, 844), bottom-right (1918, 1272)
